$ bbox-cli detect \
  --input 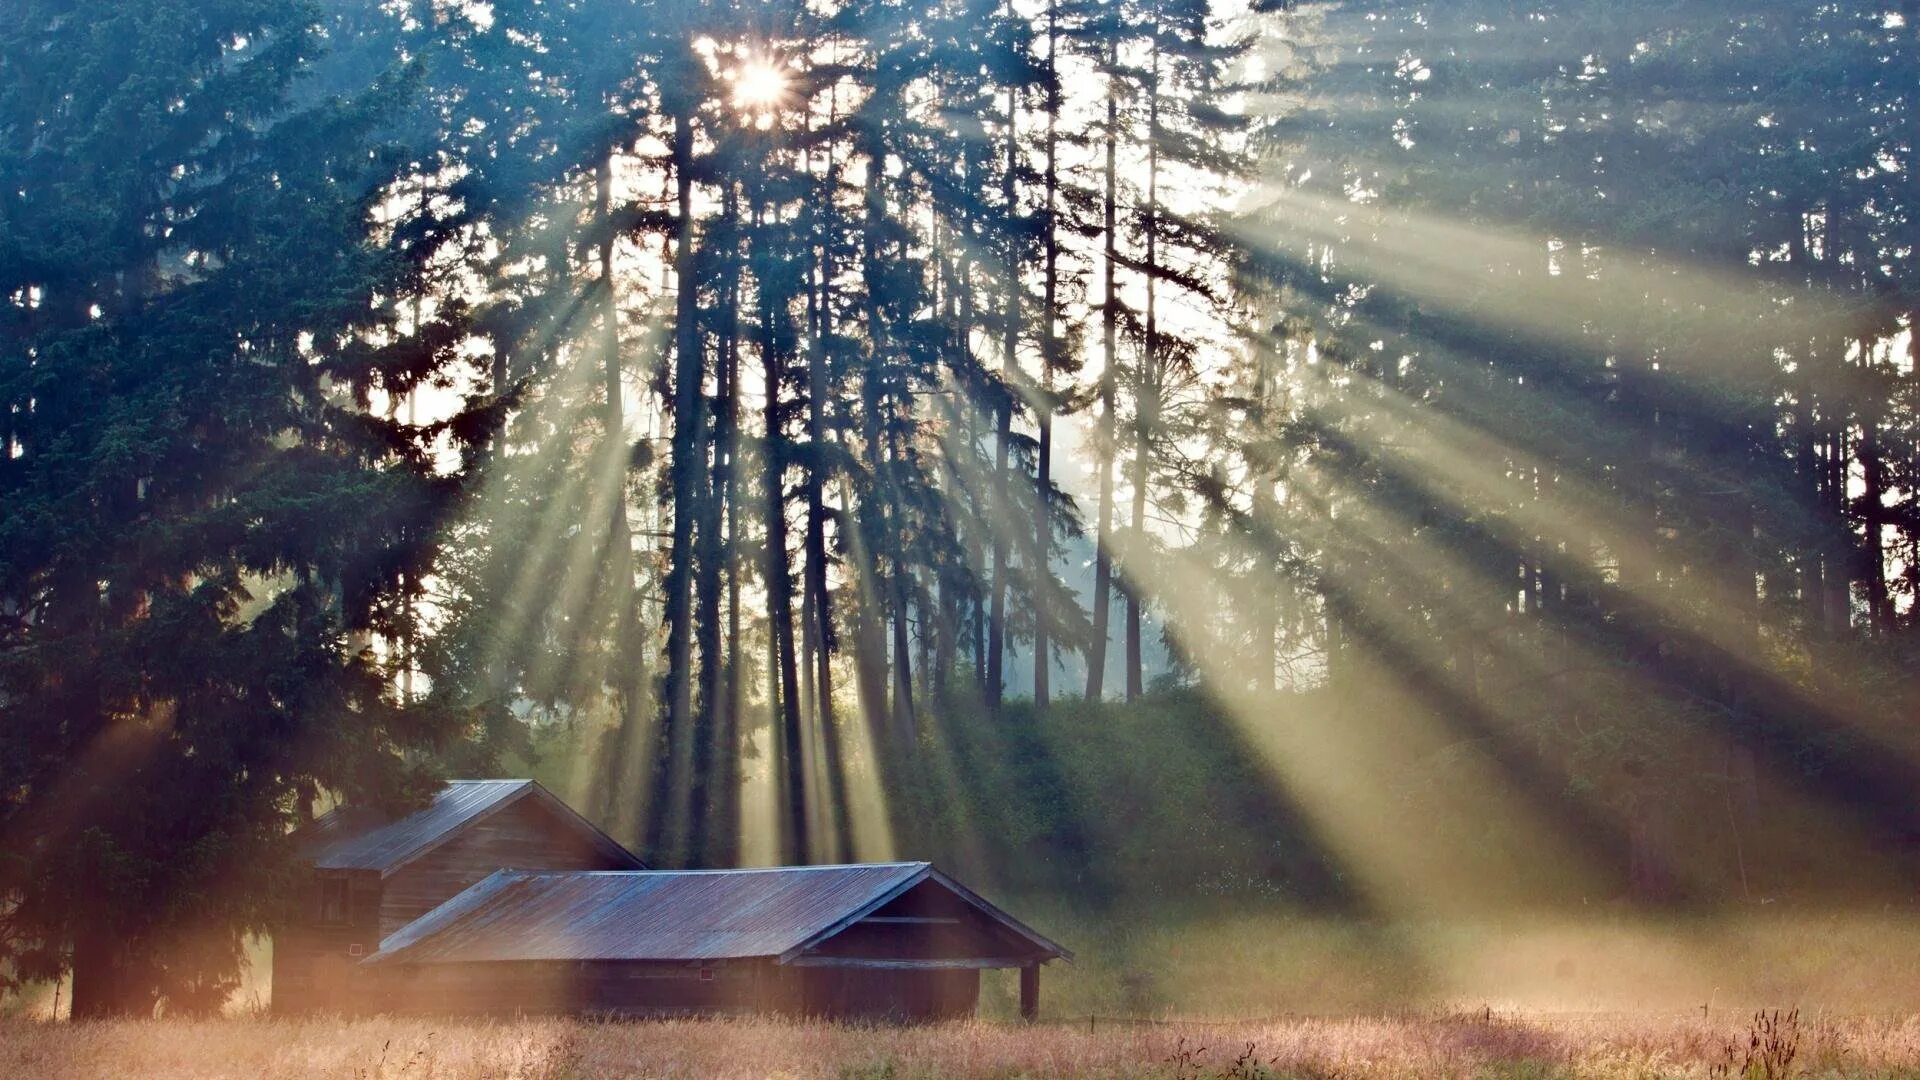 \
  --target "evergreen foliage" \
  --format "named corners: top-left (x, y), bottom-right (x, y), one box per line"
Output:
top-left (4, 0), bottom-right (1920, 1017)
top-left (0, 0), bottom-right (494, 1014)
